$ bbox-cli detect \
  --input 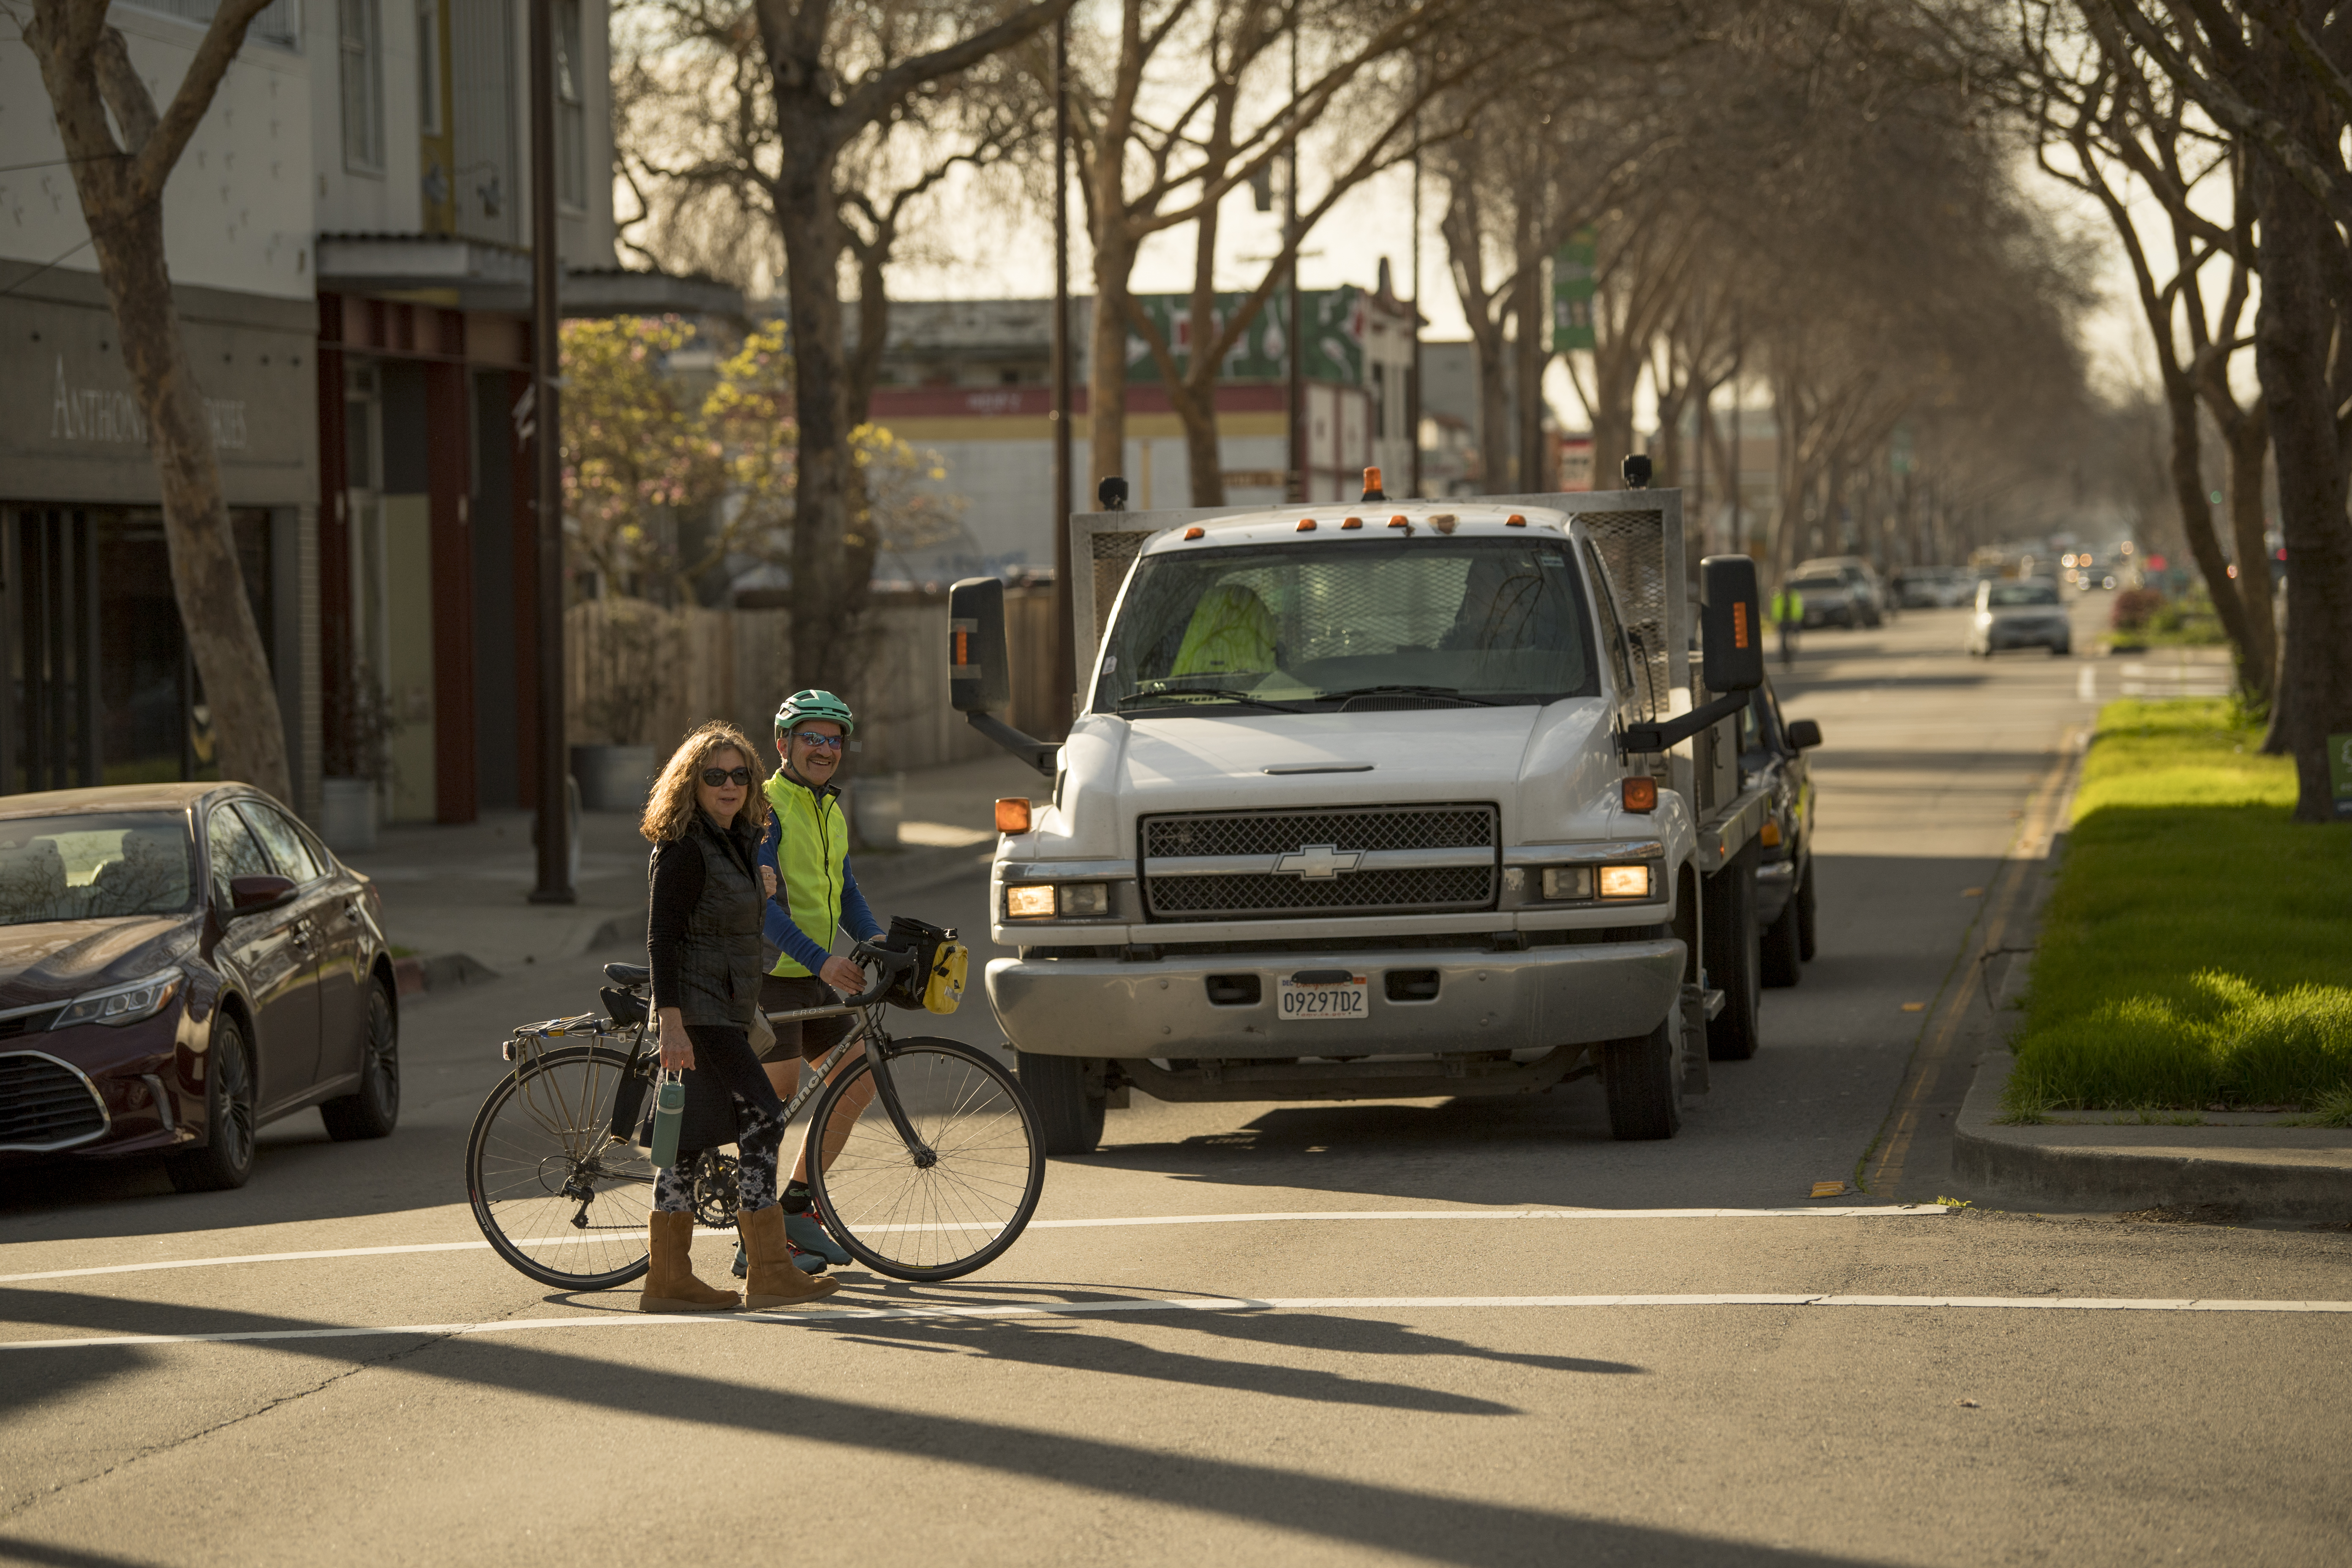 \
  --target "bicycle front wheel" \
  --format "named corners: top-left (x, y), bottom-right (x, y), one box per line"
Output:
top-left (466, 1043), bottom-right (655, 1290)
top-left (808, 1036), bottom-right (1045, 1281)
